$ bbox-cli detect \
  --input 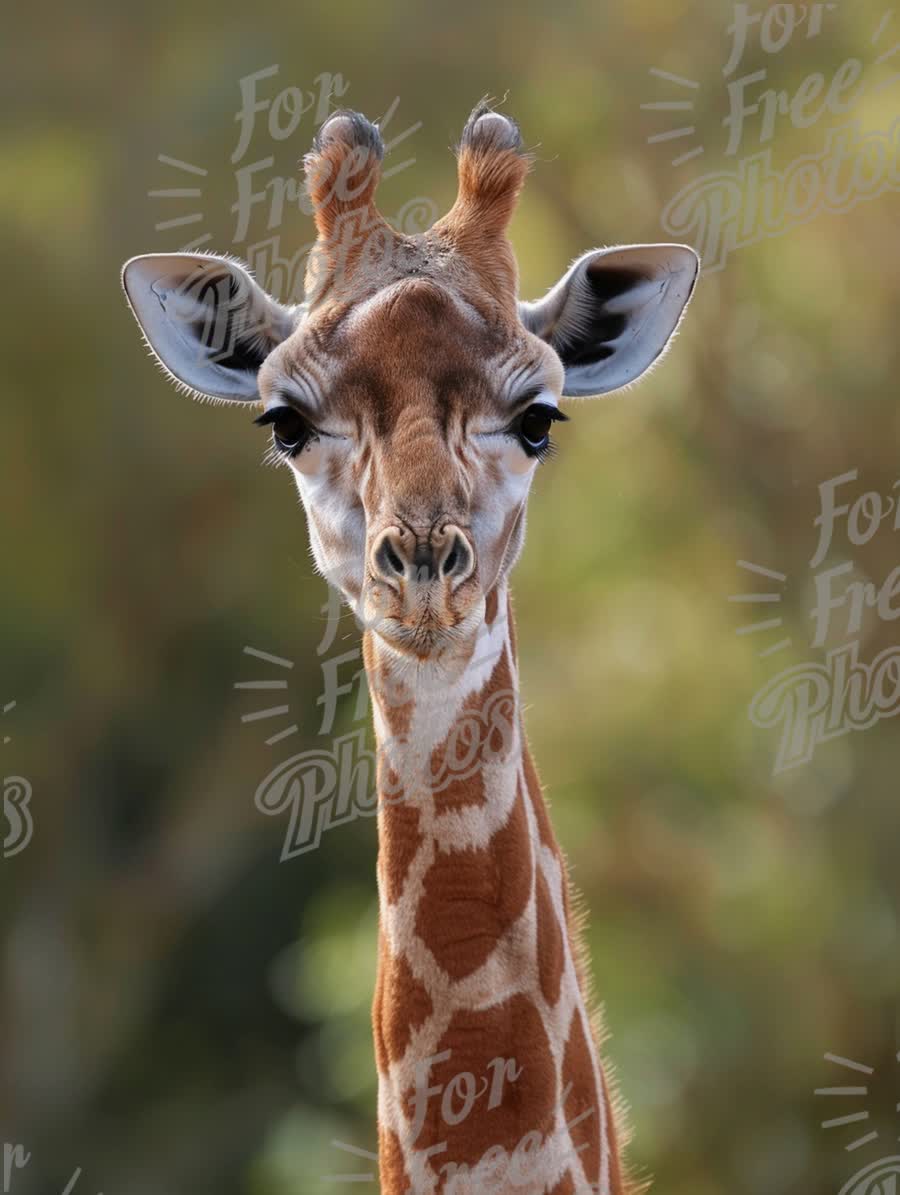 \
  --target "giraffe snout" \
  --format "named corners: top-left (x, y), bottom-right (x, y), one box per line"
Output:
top-left (370, 523), bottom-right (475, 591)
